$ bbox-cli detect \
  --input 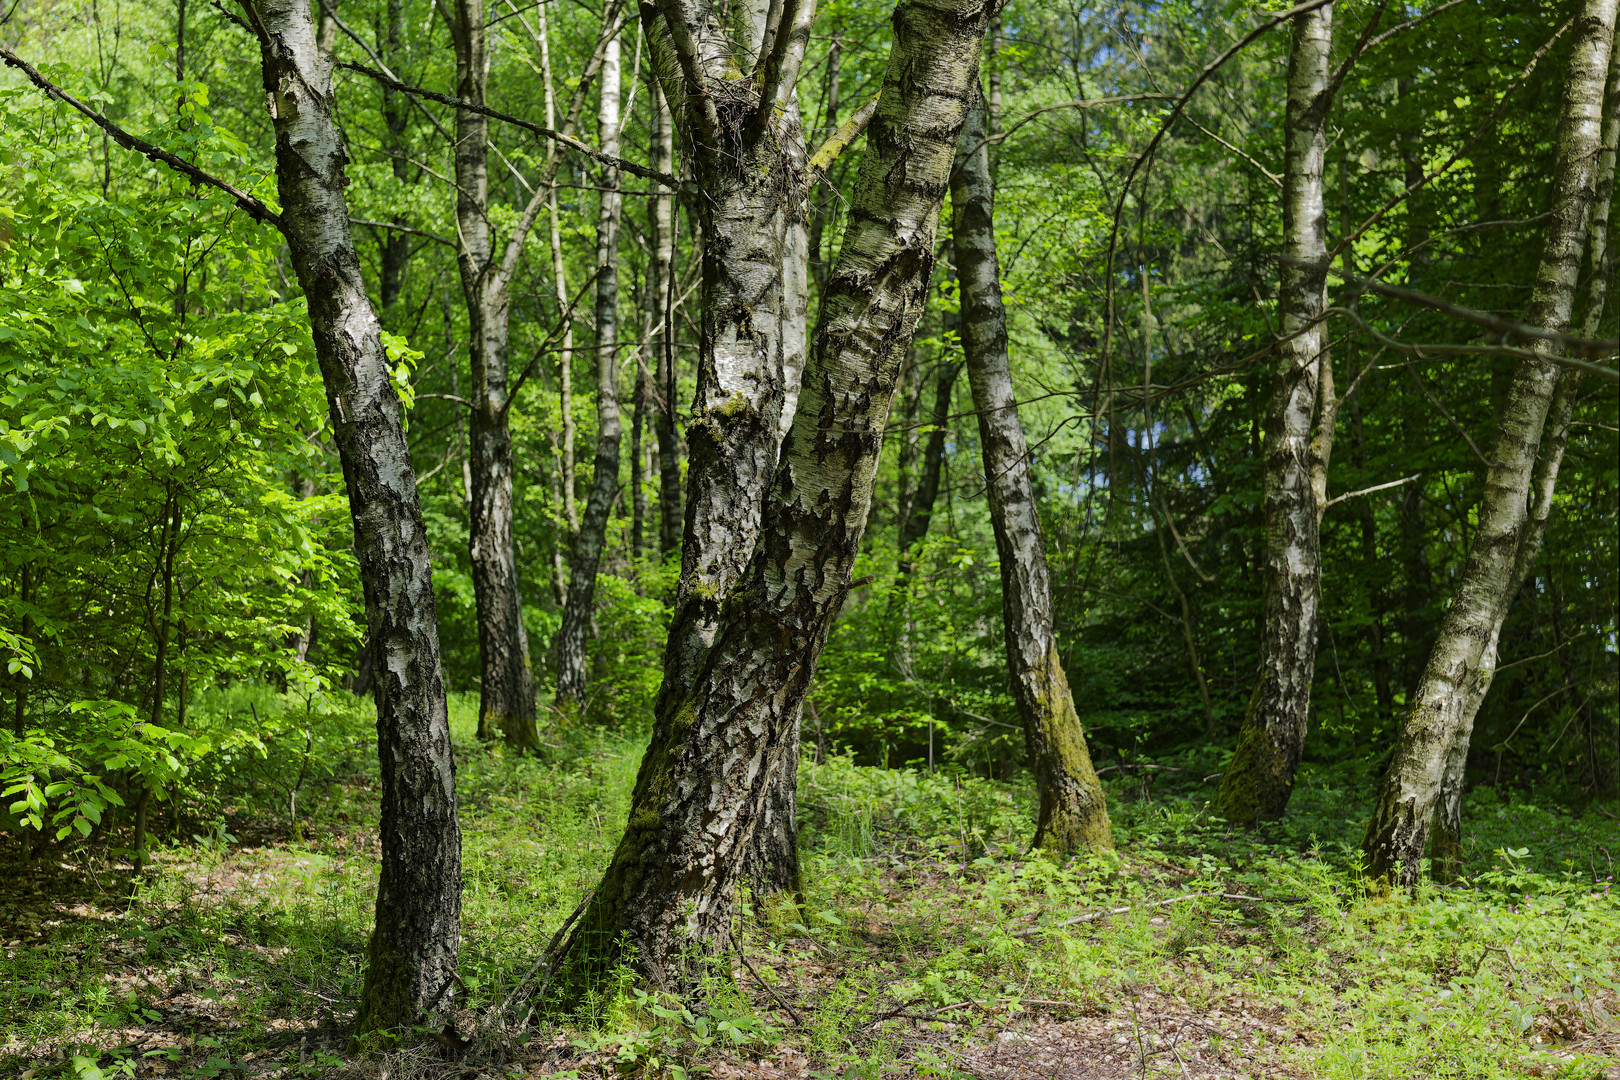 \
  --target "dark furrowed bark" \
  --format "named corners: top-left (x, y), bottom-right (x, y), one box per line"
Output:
top-left (1363, 0), bottom-right (1618, 888)
top-left (554, 0), bottom-right (998, 997)
top-left (246, 0), bottom-right (460, 1037)
top-left (452, 0), bottom-right (539, 750)
top-left (952, 92), bottom-right (1110, 854)
top-left (1212, 6), bottom-right (1334, 826)
top-left (557, 30), bottom-right (625, 714)
top-left (1430, 26), bottom-right (1620, 883)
